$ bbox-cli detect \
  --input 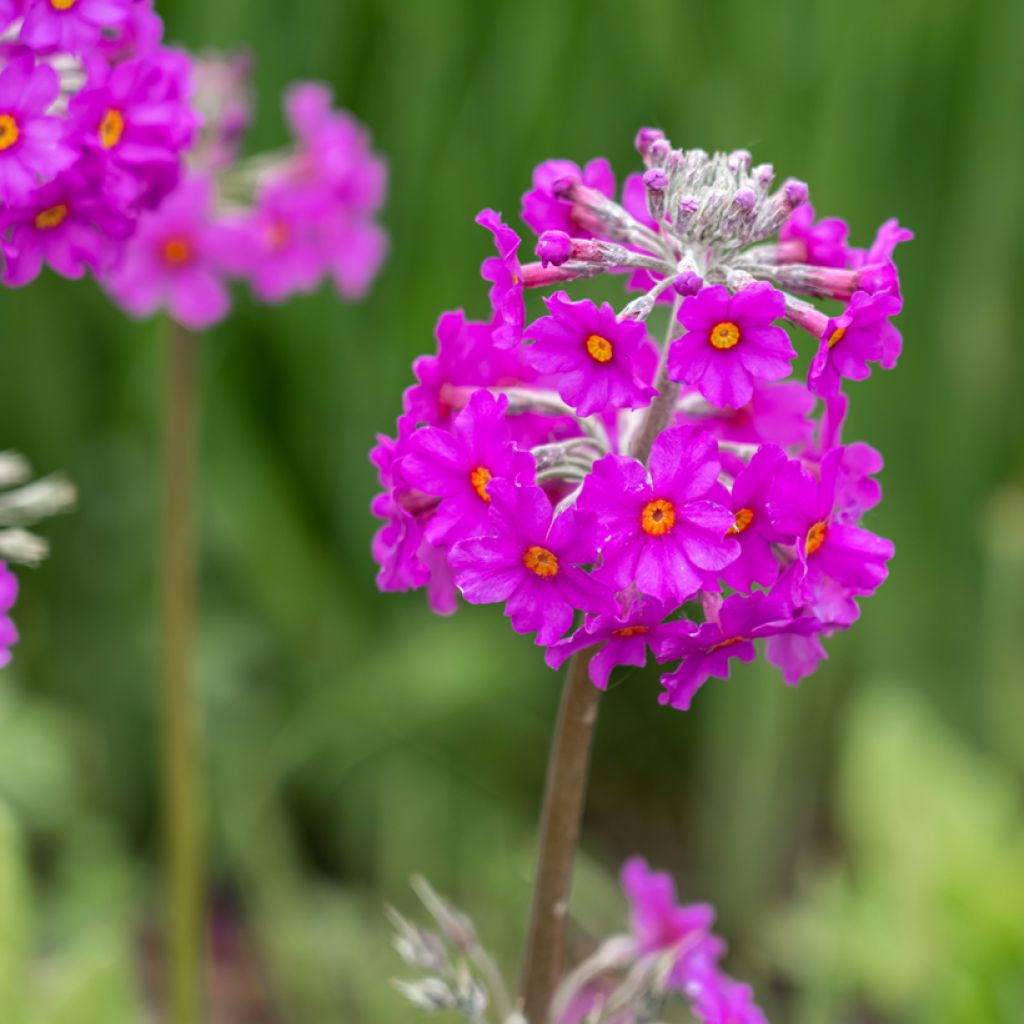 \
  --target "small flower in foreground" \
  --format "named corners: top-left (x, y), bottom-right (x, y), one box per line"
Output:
top-left (668, 283), bottom-right (796, 408)
top-left (450, 481), bottom-right (616, 645)
top-left (0, 57), bottom-right (73, 203)
top-left (578, 428), bottom-right (737, 605)
top-left (808, 288), bottom-right (903, 396)
top-left (104, 175), bottom-right (248, 330)
top-left (656, 592), bottom-right (821, 710)
top-left (525, 291), bottom-right (657, 416)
